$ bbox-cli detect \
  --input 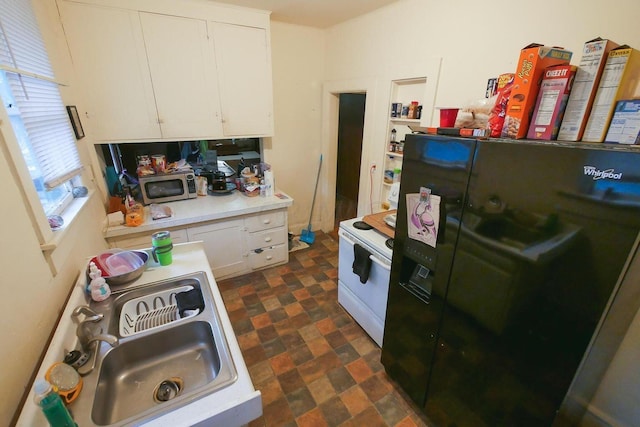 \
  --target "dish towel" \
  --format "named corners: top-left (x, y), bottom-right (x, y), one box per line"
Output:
top-left (175, 289), bottom-right (205, 317)
top-left (352, 243), bottom-right (373, 284)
